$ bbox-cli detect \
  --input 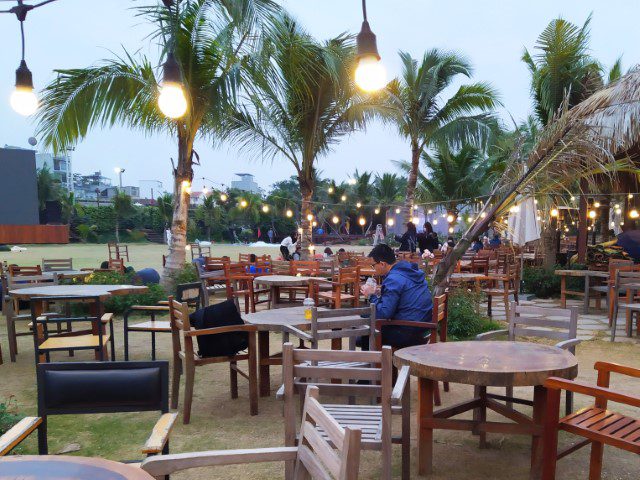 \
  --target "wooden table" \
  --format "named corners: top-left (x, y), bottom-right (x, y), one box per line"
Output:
top-left (555, 269), bottom-right (609, 313)
top-left (243, 306), bottom-right (331, 397)
top-left (253, 275), bottom-right (328, 308)
top-left (394, 341), bottom-right (578, 478)
top-left (0, 455), bottom-right (153, 479)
